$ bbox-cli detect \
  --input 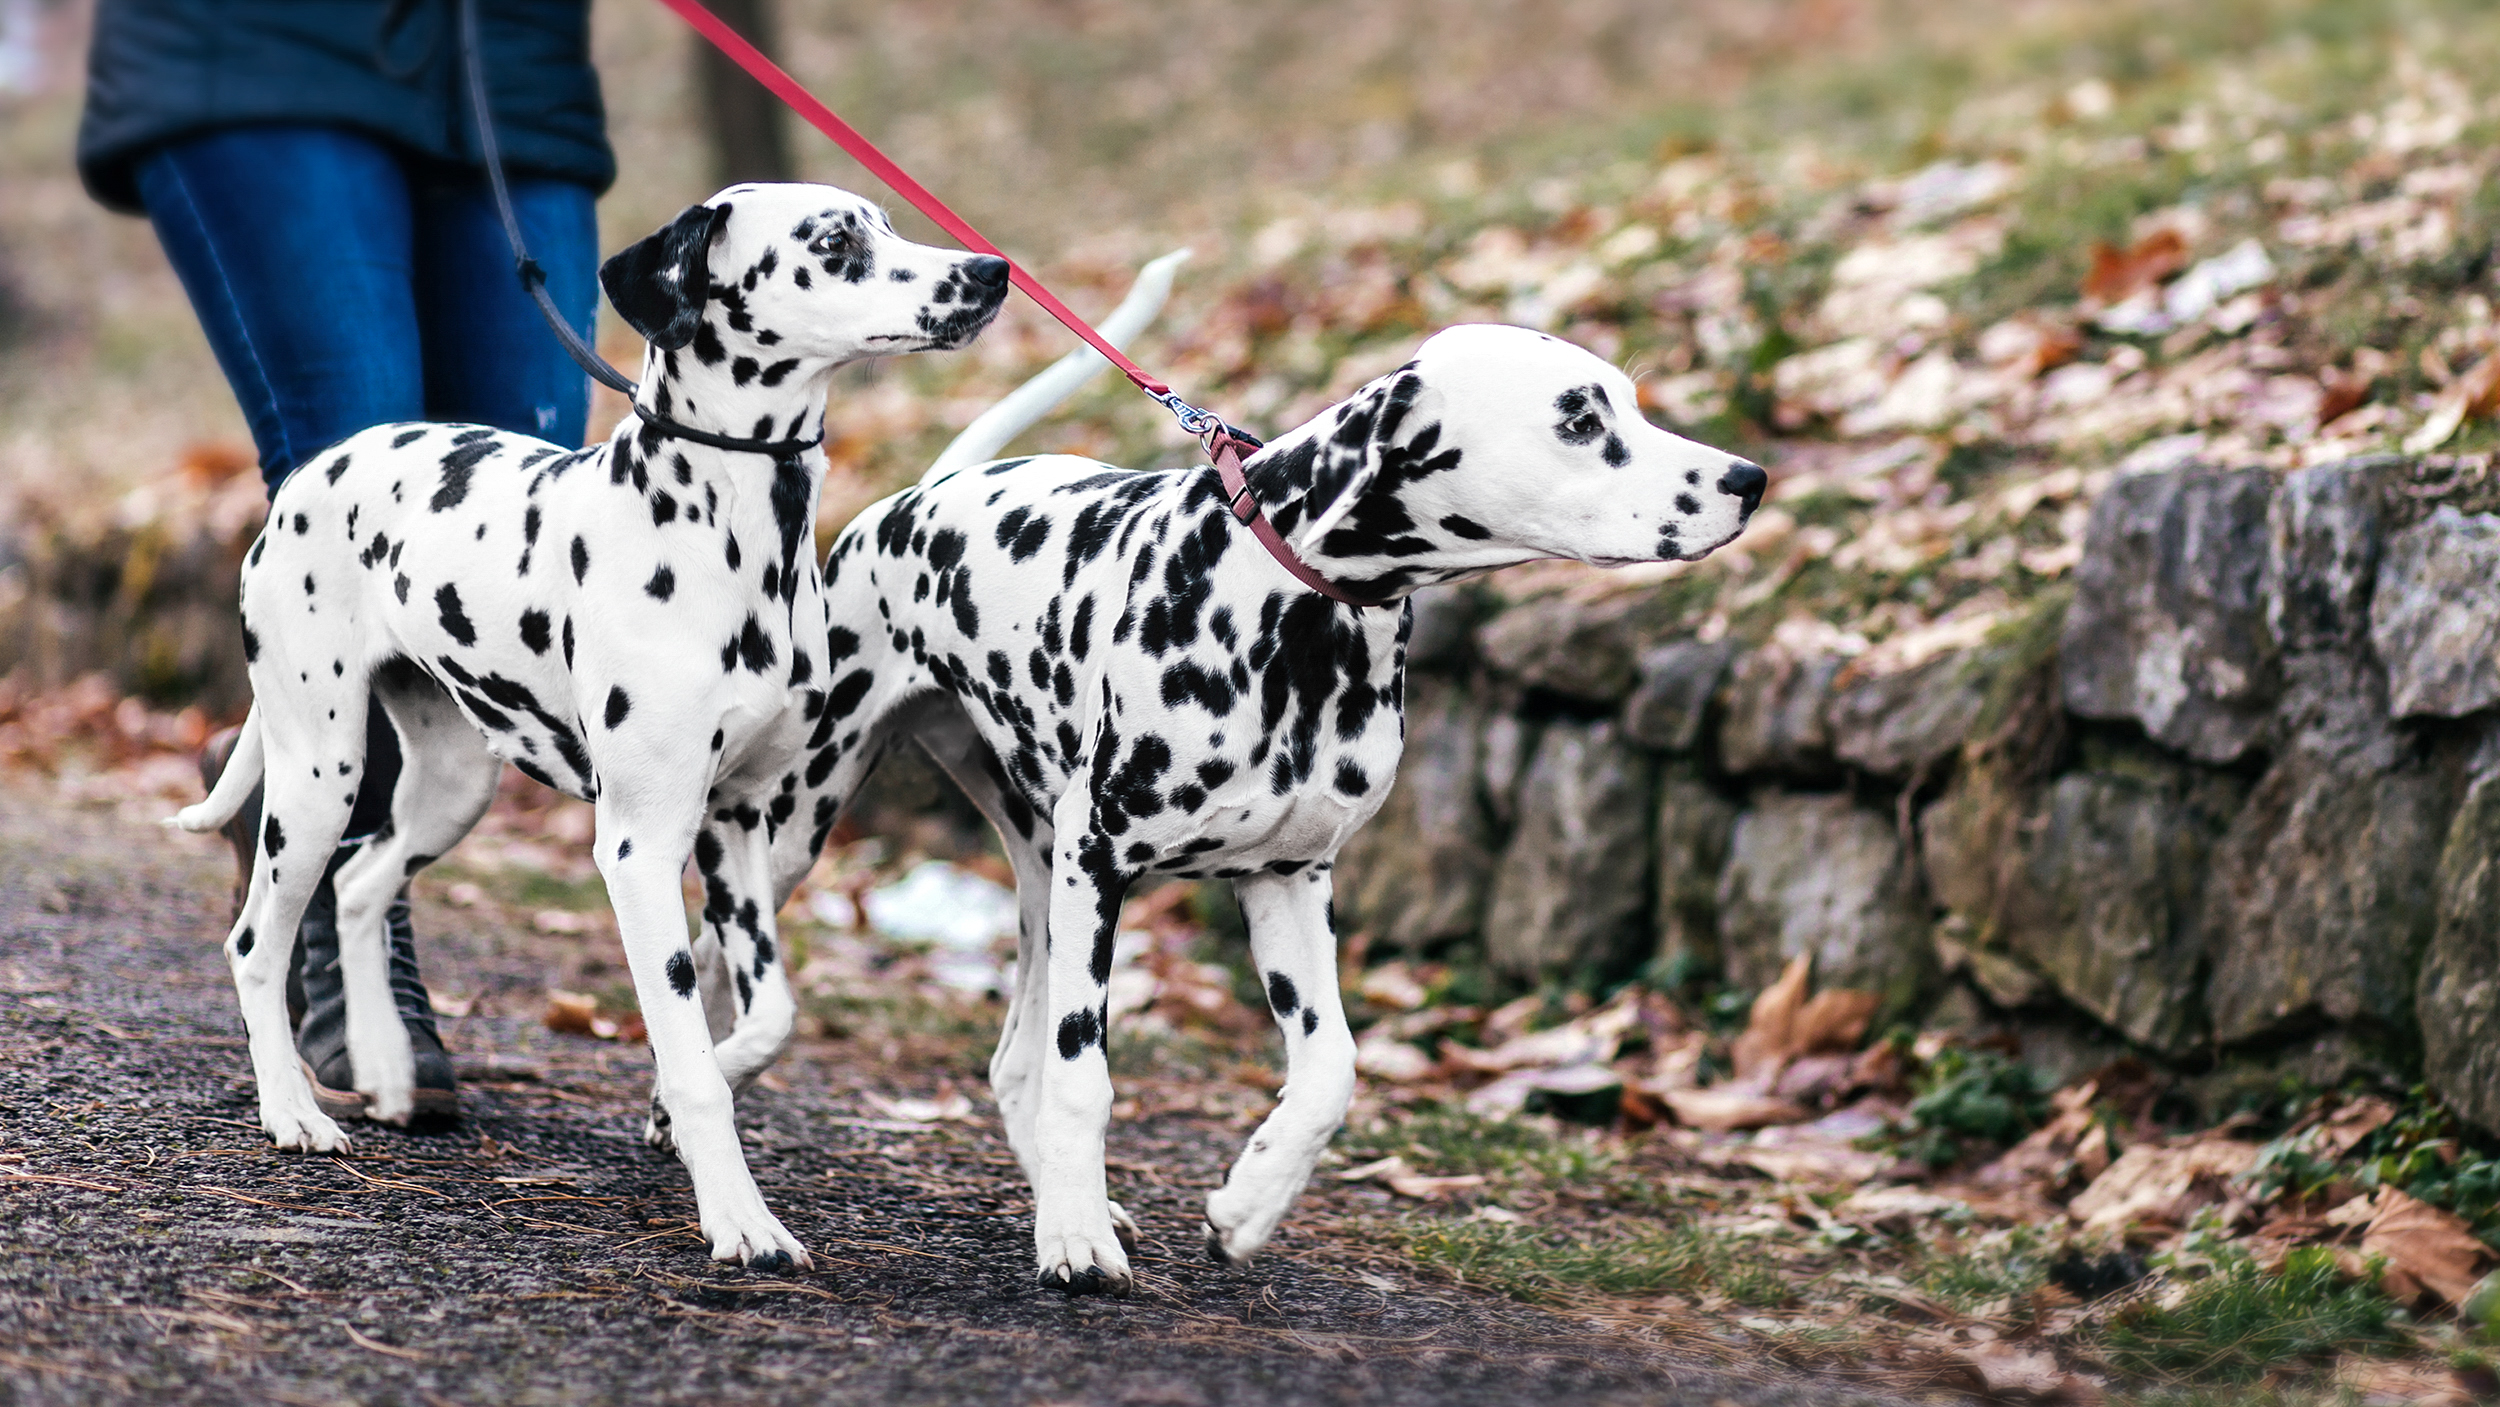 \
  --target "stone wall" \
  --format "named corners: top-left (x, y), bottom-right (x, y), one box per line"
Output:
top-left (1337, 455), bottom-right (2500, 1131)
